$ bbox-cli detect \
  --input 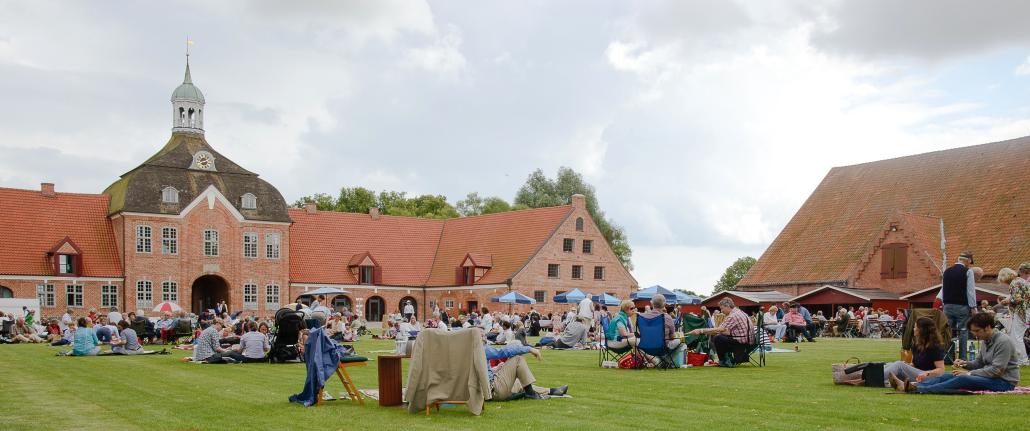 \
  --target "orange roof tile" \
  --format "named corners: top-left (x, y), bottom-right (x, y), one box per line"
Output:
top-left (288, 205), bottom-right (573, 287)
top-left (0, 187), bottom-right (122, 277)
top-left (740, 136), bottom-right (1030, 287)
